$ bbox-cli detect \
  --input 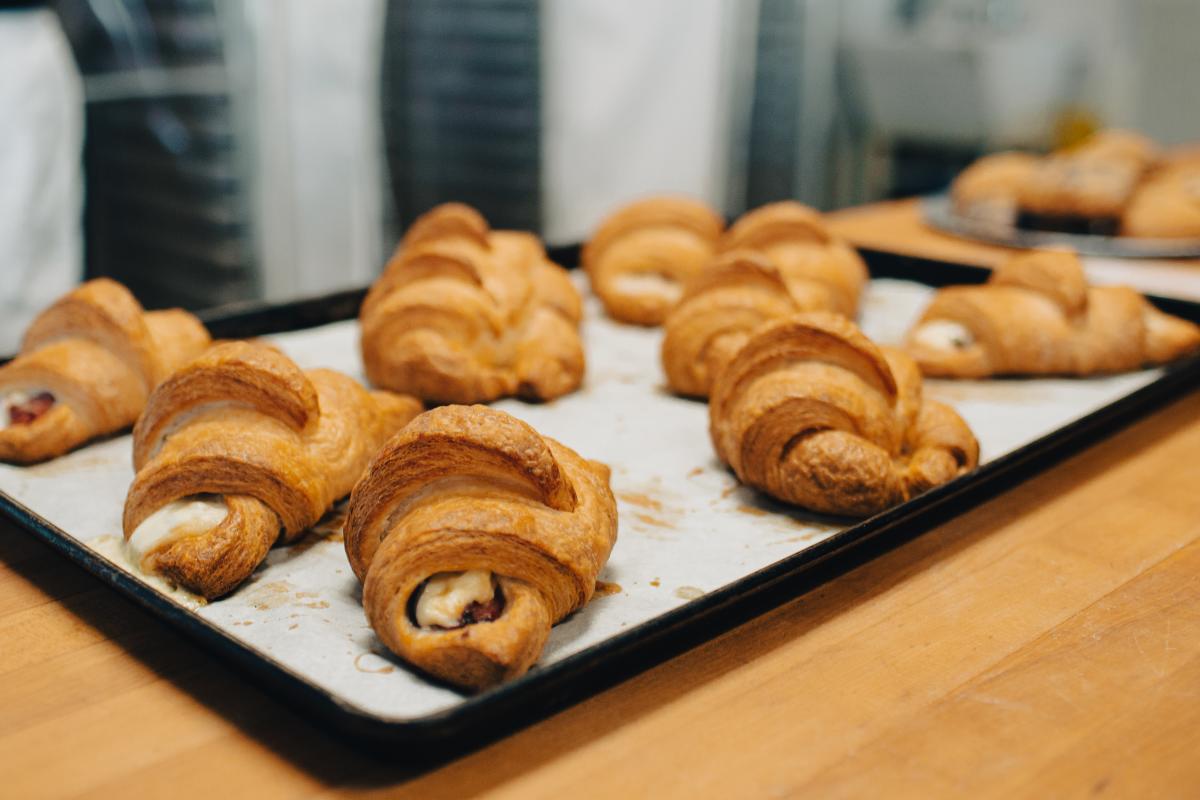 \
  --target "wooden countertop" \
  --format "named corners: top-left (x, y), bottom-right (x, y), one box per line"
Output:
top-left (6, 205), bottom-right (1200, 797)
